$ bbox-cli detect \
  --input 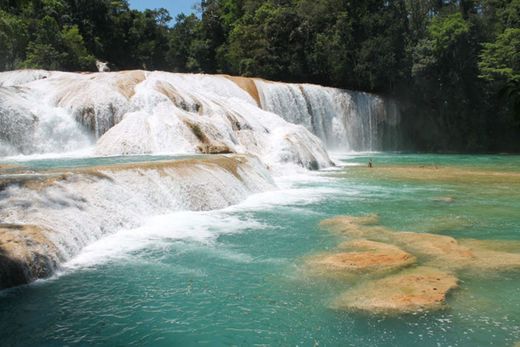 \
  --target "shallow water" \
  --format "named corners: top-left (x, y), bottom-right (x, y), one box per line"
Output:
top-left (0, 154), bottom-right (206, 171)
top-left (1, 153), bottom-right (519, 346)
